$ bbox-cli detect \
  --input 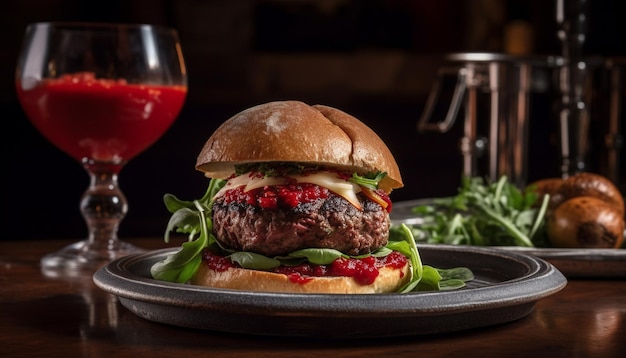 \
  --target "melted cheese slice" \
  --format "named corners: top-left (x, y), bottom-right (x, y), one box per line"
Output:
top-left (215, 171), bottom-right (363, 209)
